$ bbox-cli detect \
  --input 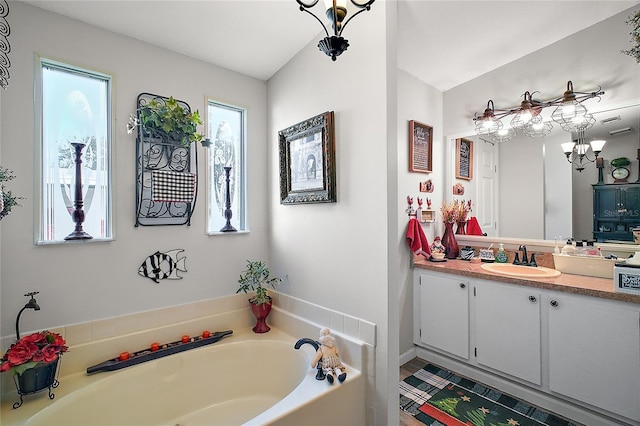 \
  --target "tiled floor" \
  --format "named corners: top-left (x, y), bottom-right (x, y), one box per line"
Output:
top-left (399, 357), bottom-right (429, 426)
